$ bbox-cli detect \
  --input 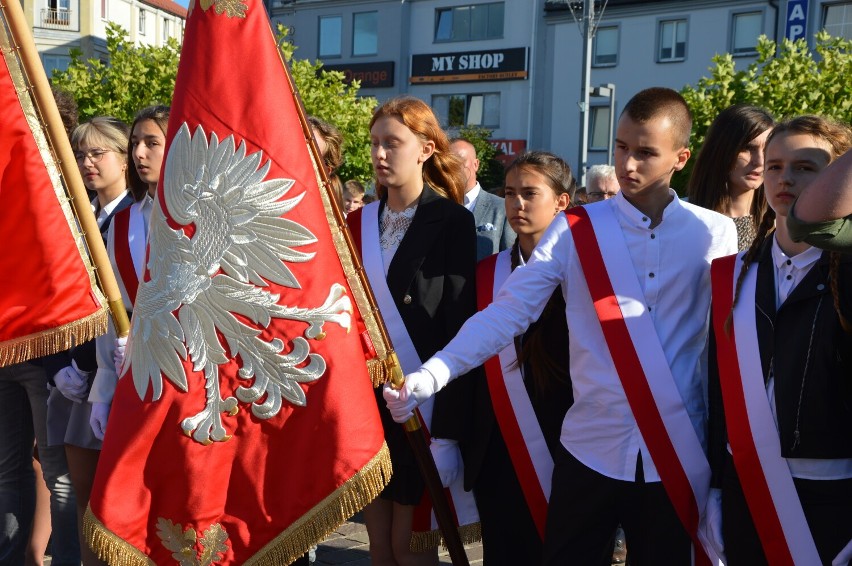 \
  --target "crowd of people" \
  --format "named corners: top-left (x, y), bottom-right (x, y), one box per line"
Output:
top-left (1, 84), bottom-right (851, 566)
